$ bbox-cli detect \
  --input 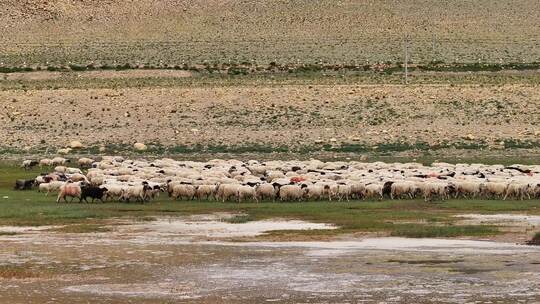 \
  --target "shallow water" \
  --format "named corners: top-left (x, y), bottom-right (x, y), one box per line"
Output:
top-left (0, 216), bottom-right (539, 303)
